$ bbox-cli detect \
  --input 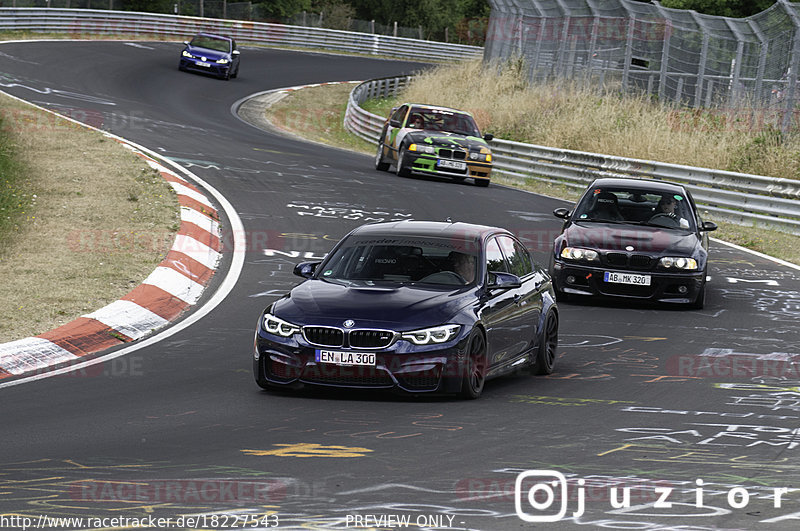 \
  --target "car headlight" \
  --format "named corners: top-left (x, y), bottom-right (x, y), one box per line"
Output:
top-left (560, 247), bottom-right (599, 262)
top-left (262, 313), bottom-right (300, 337)
top-left (215, 58), bottom-right (229, 64)
top-left (469, 149), bottom-right (492, 162)
top-left (659, 257), bottom-right (698, 270)
top-left (408, 143), bottom-right (435, 155)
top-left (402, 324), bottom-right (461, 345)
top-left (182, 50), bottom-right (193, 58)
